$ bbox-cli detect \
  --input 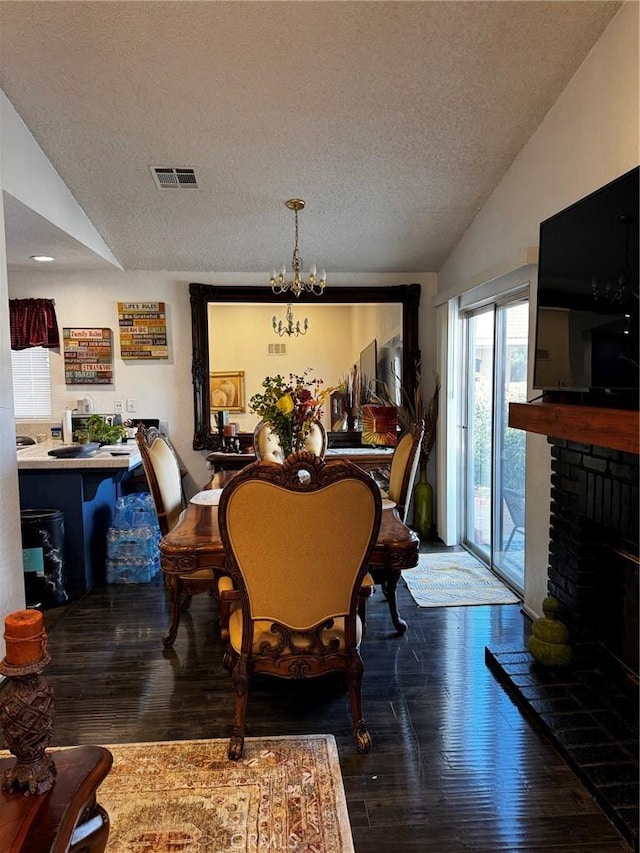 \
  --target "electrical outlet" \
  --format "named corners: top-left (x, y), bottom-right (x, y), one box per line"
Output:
top-left (114, 400), bottom-right (124, 414)
top-left (126, 398), bottom-right (137, 413)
